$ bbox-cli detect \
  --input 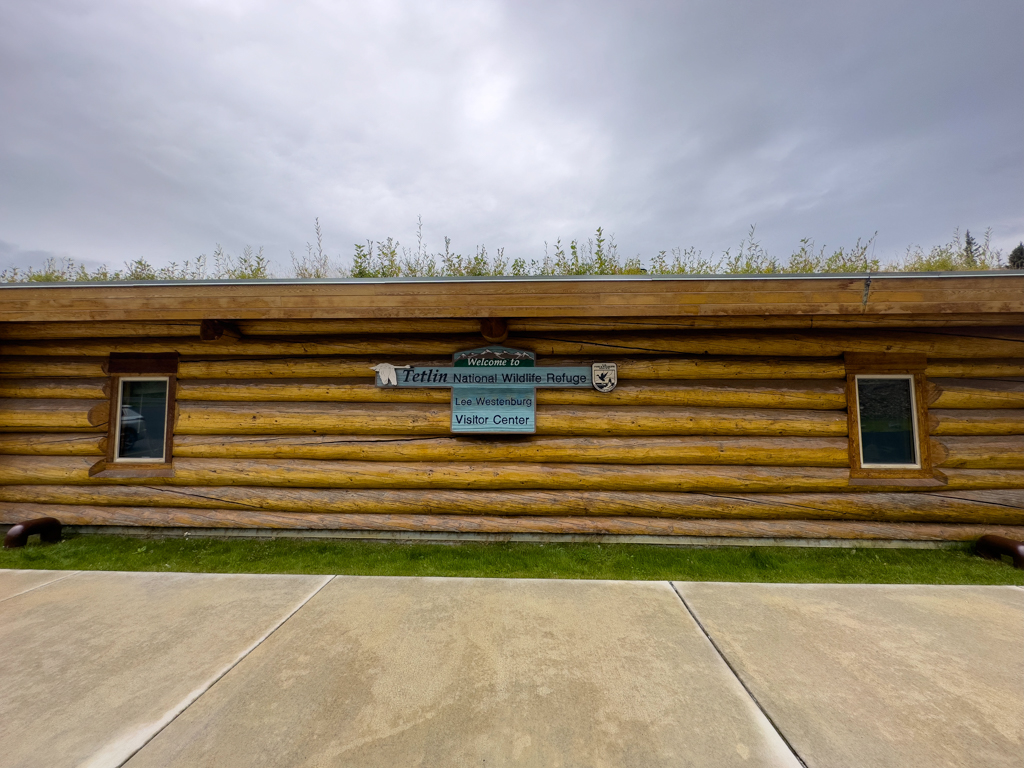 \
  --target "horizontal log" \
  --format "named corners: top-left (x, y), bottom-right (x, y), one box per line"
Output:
top-left (0, 321), bottom-right (203, 339)
top-left (175, 378), bottom-right (847, 410)
top-left (171, 435), bottom-right (850, 466)
top-left (0, 357), bottom-right (108, 378)
top-left (932, 436), bottom-right (1024, 469)
top-left (25, 430), bottom-right (1024, 473)
top-left (929, 378), bottom-right (1024, 409)
top-left (0, 319), bottom-right (490, 339)
top-left (236, 319), bottom-right (482, 335)
top-left (542, 380), bottom-right (845, 408)
top-left (508, 315), bottom-right (1024, 331)
top-left (0, 378), bottom-right (110, 400)
top-left (178, 356), bottom-right (424, 379)
top-left (174, 401), bottom-right (848, 437)
top-left (0, 336), bottom-right (476, 357)
top-left (235, 316), bottom-right (1024, 335)
top-left (176, 401), bottom-right (447, 435)
top-left (521, 330), bottom-right (1024, 358)
top-left (1, 487), bottom-right (1020, 524)
top-left (0, 430), bottom-right (852, 469)
top-left (0, 455), bottom-right (852, 491)
top-left (177, 378), bottom-right (449, 404)
top-left (0, 433), bottom-right (106, 456)
top-left (3, 275), bottom-right (1023, 323)
top-left (3, 329), bottom-right (1022, 358)
top-left (175, 356), bottom-right (850, 381)
top-left (0, 399), bottom-right (109, 432)
top-left (2, 316), bottom-right (1021, 340)
top-left (614, 357), bottom-right (846, 379)
top-left (926, 359), bottom-right (1024, 378)
top-left (0, 353), bottom-right (1007, 383)
top-left (929, 409), bottom-right (1024, 436)
top-left (2, 502), bottom-right (1022, 540)
top-left (2, 456), bottom-right (1022, 492)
